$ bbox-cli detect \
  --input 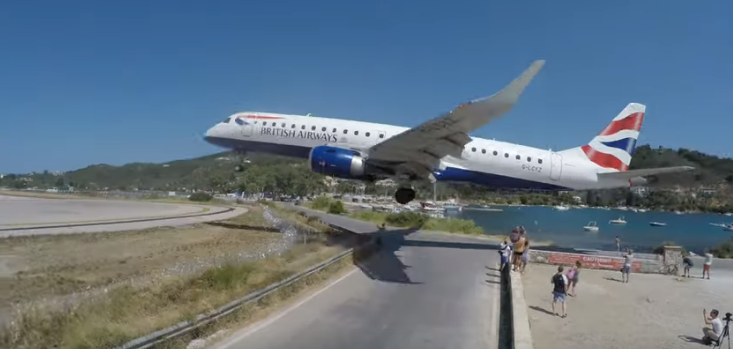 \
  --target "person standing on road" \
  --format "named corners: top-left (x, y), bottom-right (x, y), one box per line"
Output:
top-left (551, 265), bottom-right (568, 318)
top-left (621, 248), bottom-right (634, 283)
top-left (703, 250), bottom-right (713, 279)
